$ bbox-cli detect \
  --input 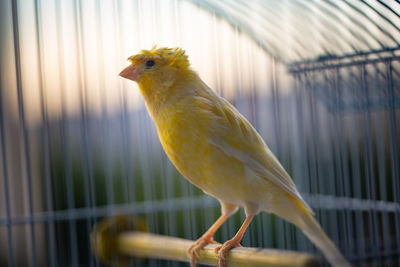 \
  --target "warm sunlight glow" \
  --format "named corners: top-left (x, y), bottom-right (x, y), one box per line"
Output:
top-left (2, 0), bottom-right (284, 127)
